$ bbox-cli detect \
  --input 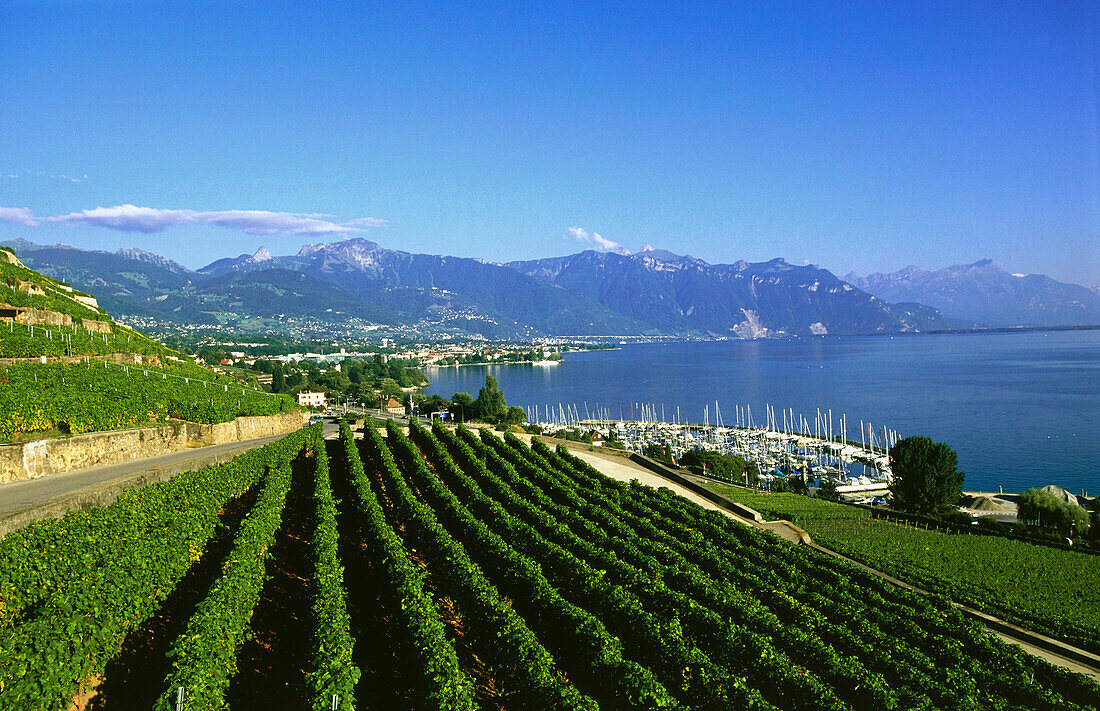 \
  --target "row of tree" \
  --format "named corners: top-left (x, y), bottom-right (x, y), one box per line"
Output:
top-left (410, 375), bottom-right (527, 428)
